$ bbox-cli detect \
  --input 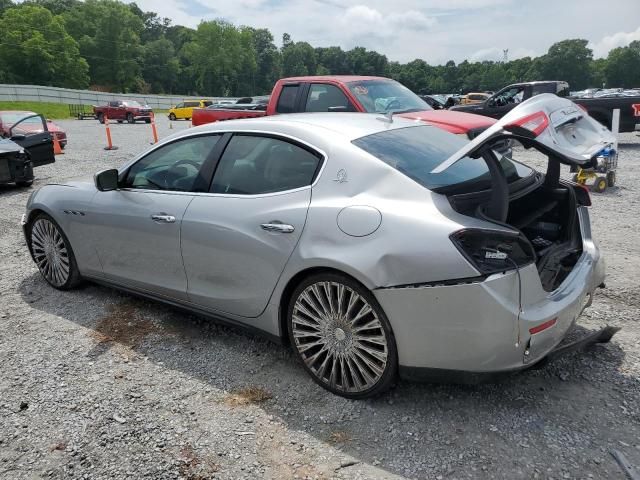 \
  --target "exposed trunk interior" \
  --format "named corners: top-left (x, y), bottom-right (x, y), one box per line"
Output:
top-left (503, 182), bottom-right (583, 291)
top-left (448, 169), bottom-right (584, 292)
